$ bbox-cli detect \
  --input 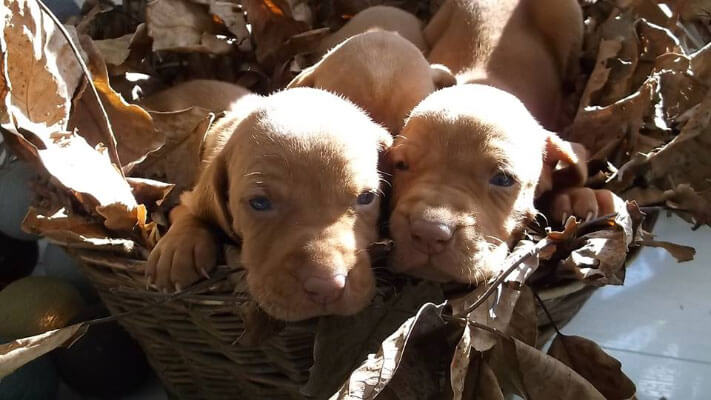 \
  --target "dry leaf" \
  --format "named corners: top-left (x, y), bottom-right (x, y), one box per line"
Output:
top-left (242, 0), bottom-right (310, 67)
top-left (130, 108), bottom-right (214, 206)
top-left (640, 238), bottom-right (696, 262)
top-left (548, 334), bottom-right (636, 400)
top-left (0, 323), bottom-right (88, 378)
top-left (303, 280), bottom-right (444, 399)
top-left (209, 1), bottom-right (252, 52)
top-left (92, 33), bottom-right (132, 66)
top-left (68, 34), bottom-right (162, 169)
top-left (462, 357), bottom-right (505, 400)
top-left (22, 206), bottom-right (135, 253)
top-left (331, 302), bottom-right (447, 400)
top-left (146, 0), bottom-right (232, 54)
top-left (489, 336), bottom-right (605, 399)
top-left (126, 177), bottom-right (174, 209)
